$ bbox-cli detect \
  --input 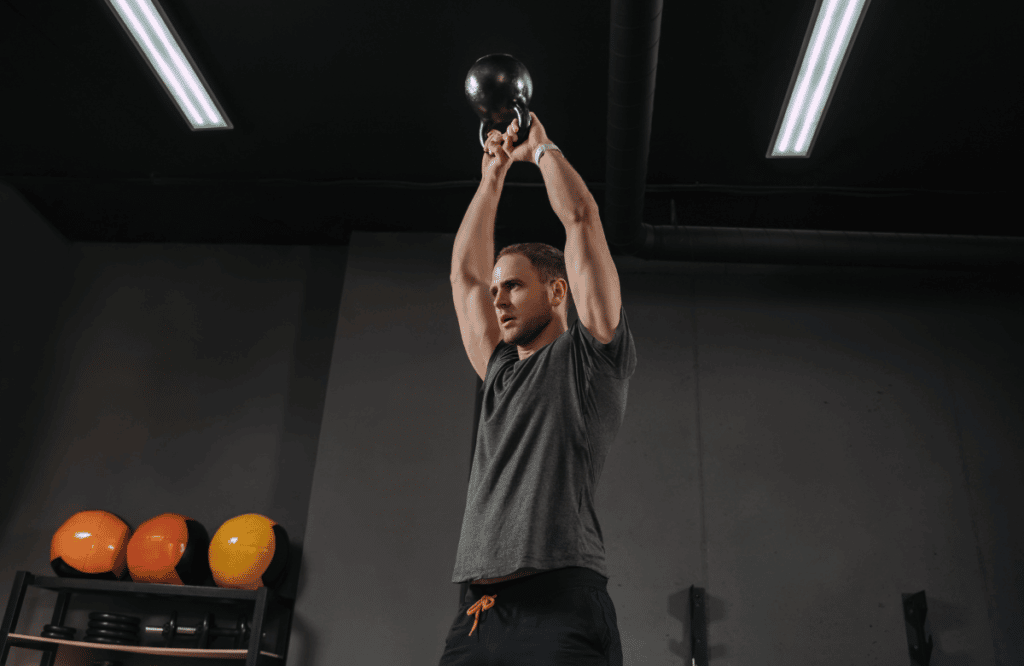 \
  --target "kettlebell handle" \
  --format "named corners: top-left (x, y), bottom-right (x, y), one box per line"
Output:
top-left (478, 103), bottom-right (532, 150)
